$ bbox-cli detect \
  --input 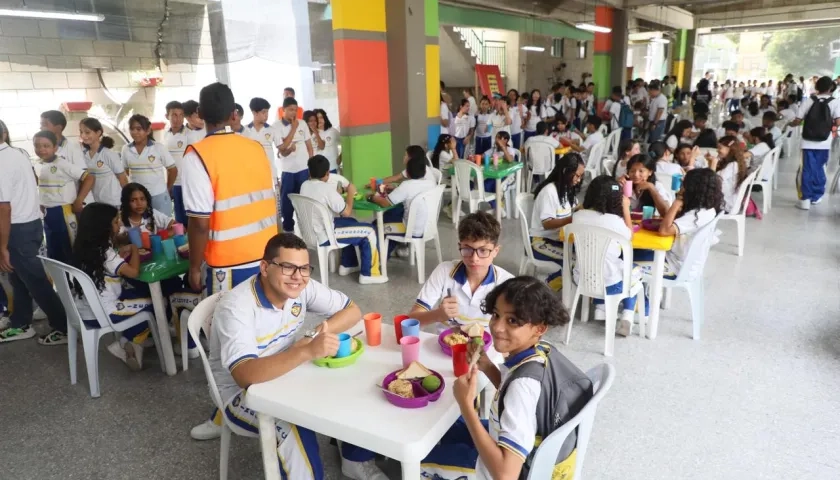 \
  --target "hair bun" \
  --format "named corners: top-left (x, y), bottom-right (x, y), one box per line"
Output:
top-left (648, 150), bottom-right (657, 159)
